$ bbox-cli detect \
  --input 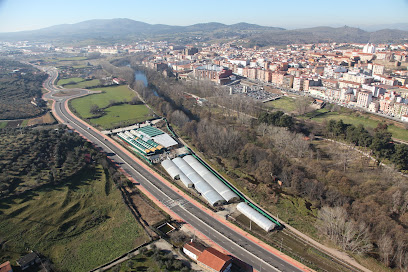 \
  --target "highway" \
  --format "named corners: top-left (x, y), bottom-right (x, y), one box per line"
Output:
top-left (42, 67), bottom-right (305, 272)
